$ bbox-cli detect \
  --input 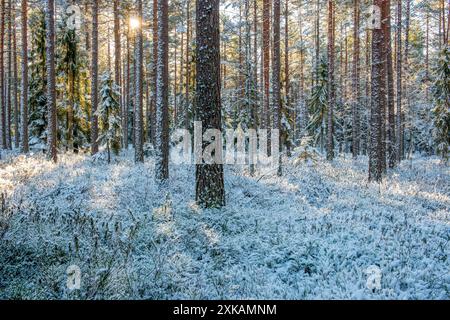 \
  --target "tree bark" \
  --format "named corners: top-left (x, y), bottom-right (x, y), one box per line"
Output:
top-left (195, 0), bottom-right (225, 208)
top-left (155, 0), bottom-right (169, 180)
top-left (90, 0), bottom-right (99, 155)
top-left (326, 0), bottom-right (335, 161)
top-left (272, 0), bottom-right (282, 174)
top-left (352, 0), bottom-right (360, 158)
top-left (12, 1), bottom-right (18, 149)
top-left (262, 0), bottom-right (271, 132)
top-left (369, 0), bottom-right (387, 182)
top-left (385, 0), bottom-right (396, 169)
top-left (396, 0), bottom-right (402, 163)
top-left (113, 0), bottom-right (122, 147)
top-left (135, 0), bottom-right (144, 163)
top-left (0, 0), bottom-right (5, 150)
top-left (20, 0), bottom-right (28, 153)
top-left (46, 0), bottom-right (57, 162)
